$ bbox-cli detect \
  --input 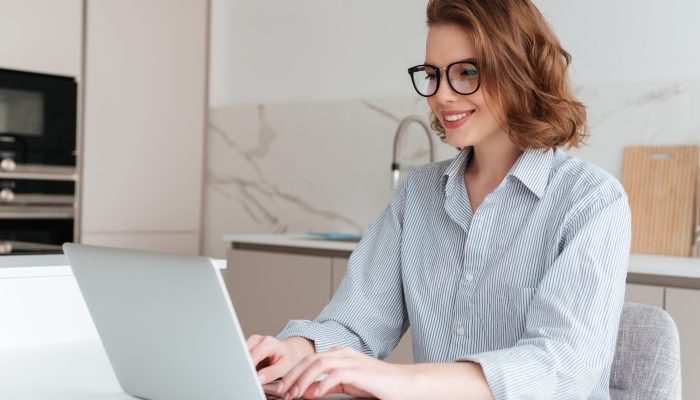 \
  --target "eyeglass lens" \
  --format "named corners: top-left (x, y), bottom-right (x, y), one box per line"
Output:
top-left (410, 62), bottom-right (478, 97)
